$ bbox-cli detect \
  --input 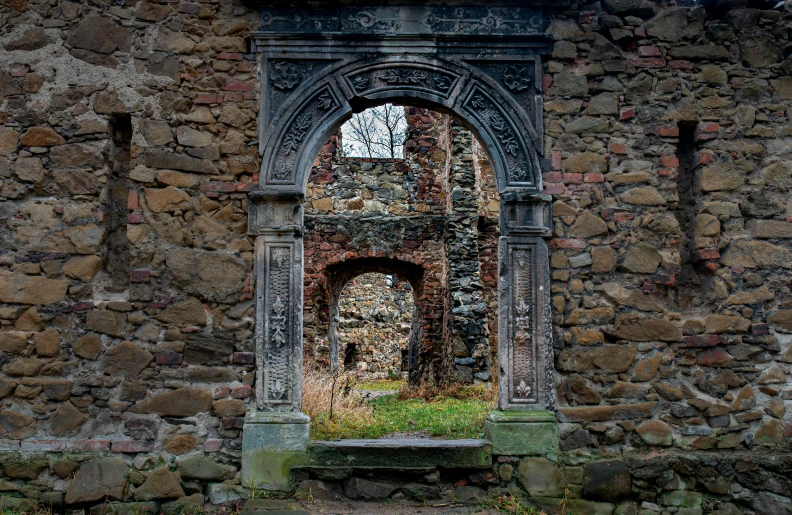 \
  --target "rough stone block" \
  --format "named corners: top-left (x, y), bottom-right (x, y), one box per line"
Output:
top-left (486, 411), bottom-right (558, 456)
